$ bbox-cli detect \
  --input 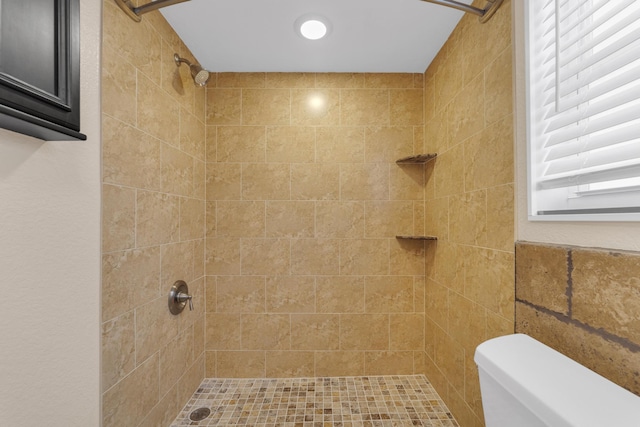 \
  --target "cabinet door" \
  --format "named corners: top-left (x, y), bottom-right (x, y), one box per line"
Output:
top-left (0, 0), bottom-right (85, 141)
